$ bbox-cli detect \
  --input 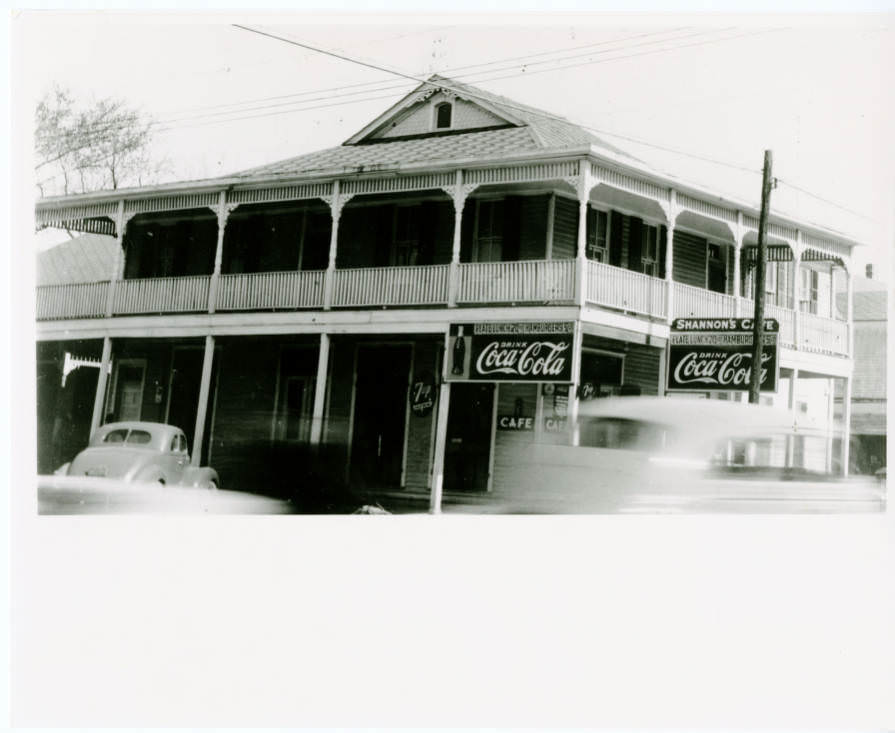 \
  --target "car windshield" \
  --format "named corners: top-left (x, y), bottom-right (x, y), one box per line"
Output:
top-left (578, 417), bottom-right (670, 452)
top-left (101, 428), bottom-right (154, 446)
